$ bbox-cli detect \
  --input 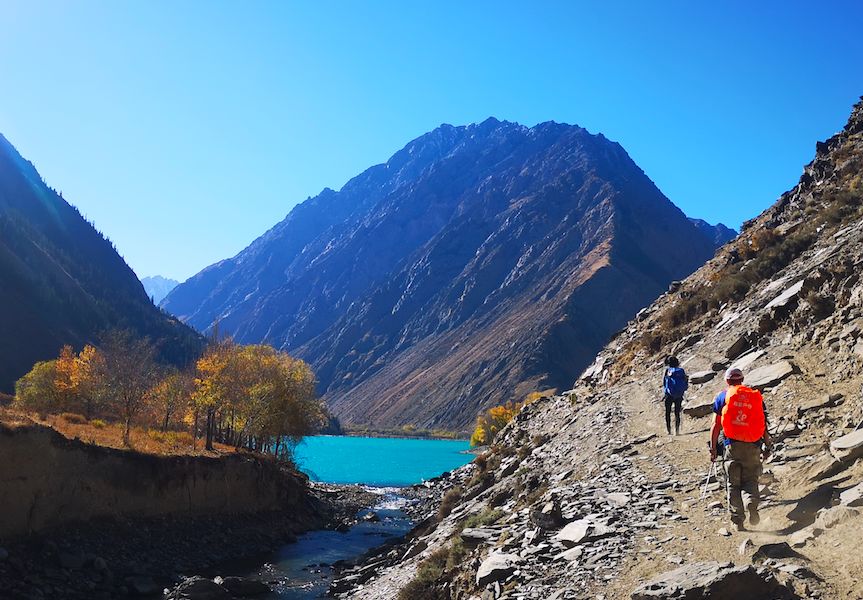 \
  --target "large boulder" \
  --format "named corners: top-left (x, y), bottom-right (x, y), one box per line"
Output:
top-left (840, 481), bottom-right (863, 507)
top-left (765, 280), bottom-right (805, 310)
top-left (631, 561), bottom-right (793, 600)
top-left (167, 577), bottom-right (231, 600)
top-left (683, 400), bottom-right (715, 419)
top-left (689, 371), bottom-right (716, 385)
top-left (745, 361), bottom-right (795, 390)
top-left (475, 552), bottom-right (518, 587)
top-left (830, 428), bottom-right (863, 462)
top-left (553, 519), bottom-right (590, 546)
